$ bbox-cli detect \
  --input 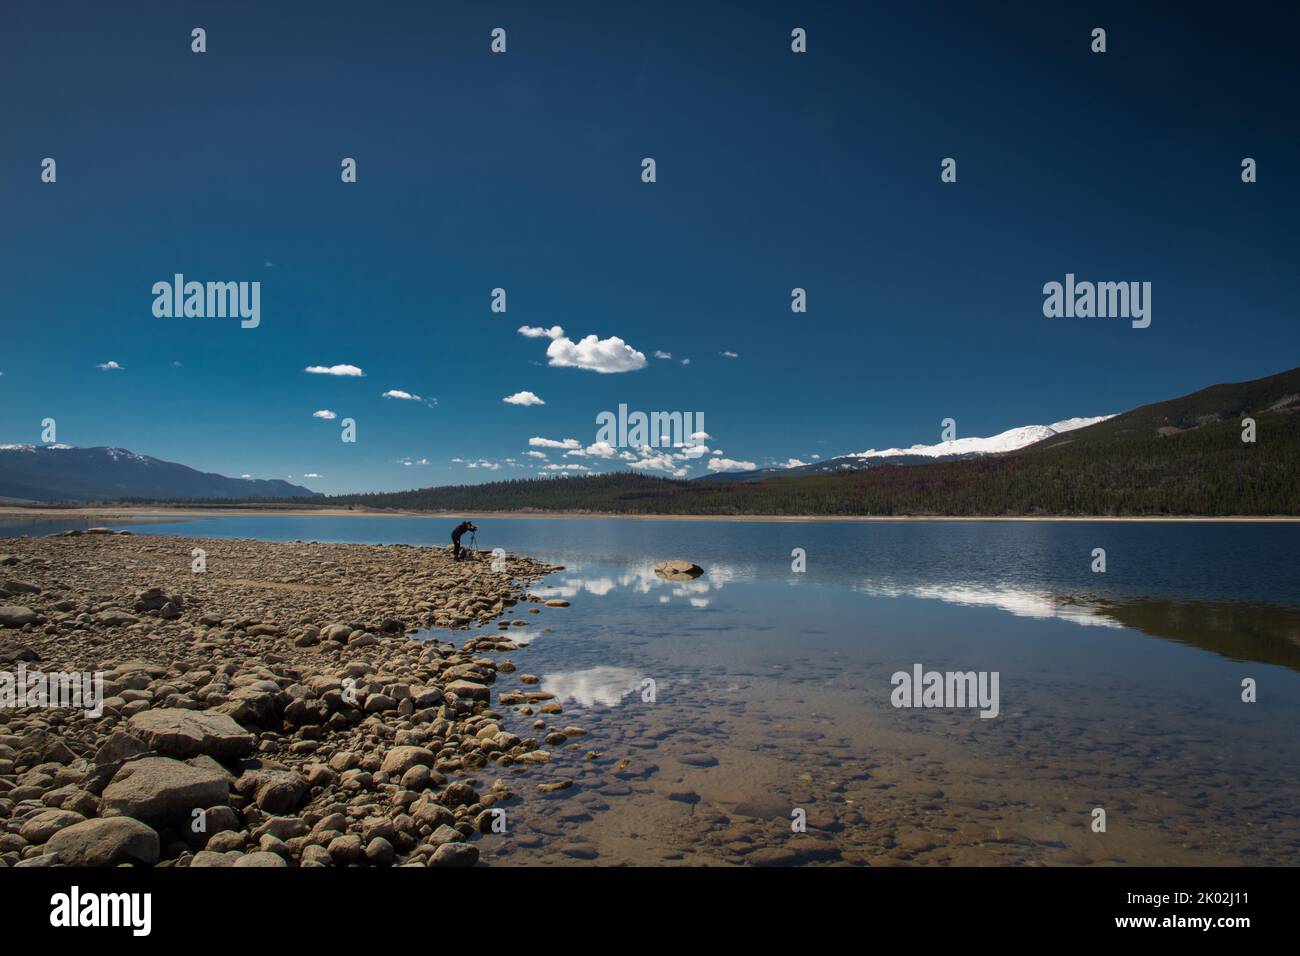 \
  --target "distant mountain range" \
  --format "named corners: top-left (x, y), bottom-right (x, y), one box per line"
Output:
top-left (3, 365), bottom-right (1297, 514)
top-left (326, 364), bottom-right (1300, 516)
top-left (0, 445), bottom-right (319, 503)
top-left (699, 415), bottom-right (1115, 483)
